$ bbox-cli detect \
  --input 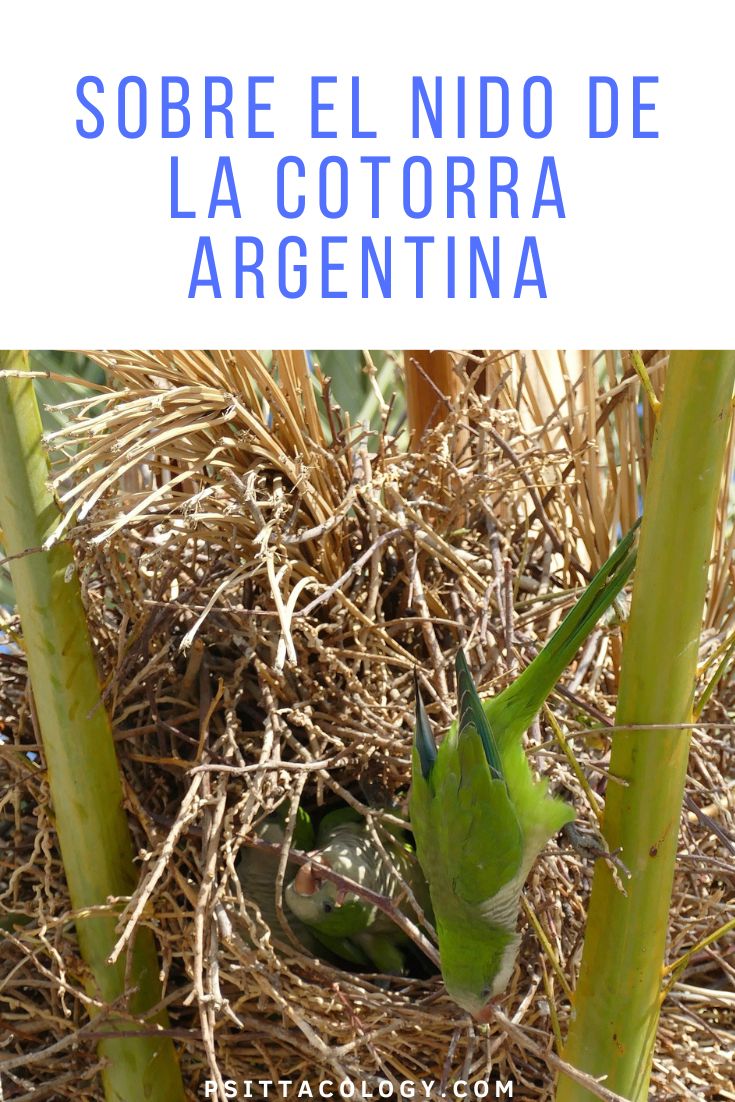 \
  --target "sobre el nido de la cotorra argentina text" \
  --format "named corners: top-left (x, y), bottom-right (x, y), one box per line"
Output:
top-left (74, 74), bottom-right (659, 301)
